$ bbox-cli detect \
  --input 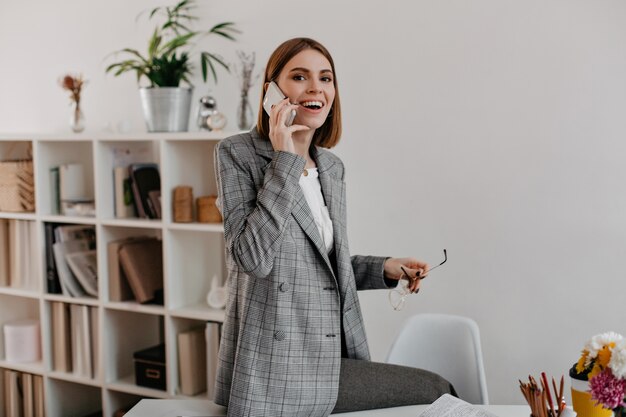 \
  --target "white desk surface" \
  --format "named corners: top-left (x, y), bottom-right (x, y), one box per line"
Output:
top-left (125, 399), bottom-right (530, 417)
